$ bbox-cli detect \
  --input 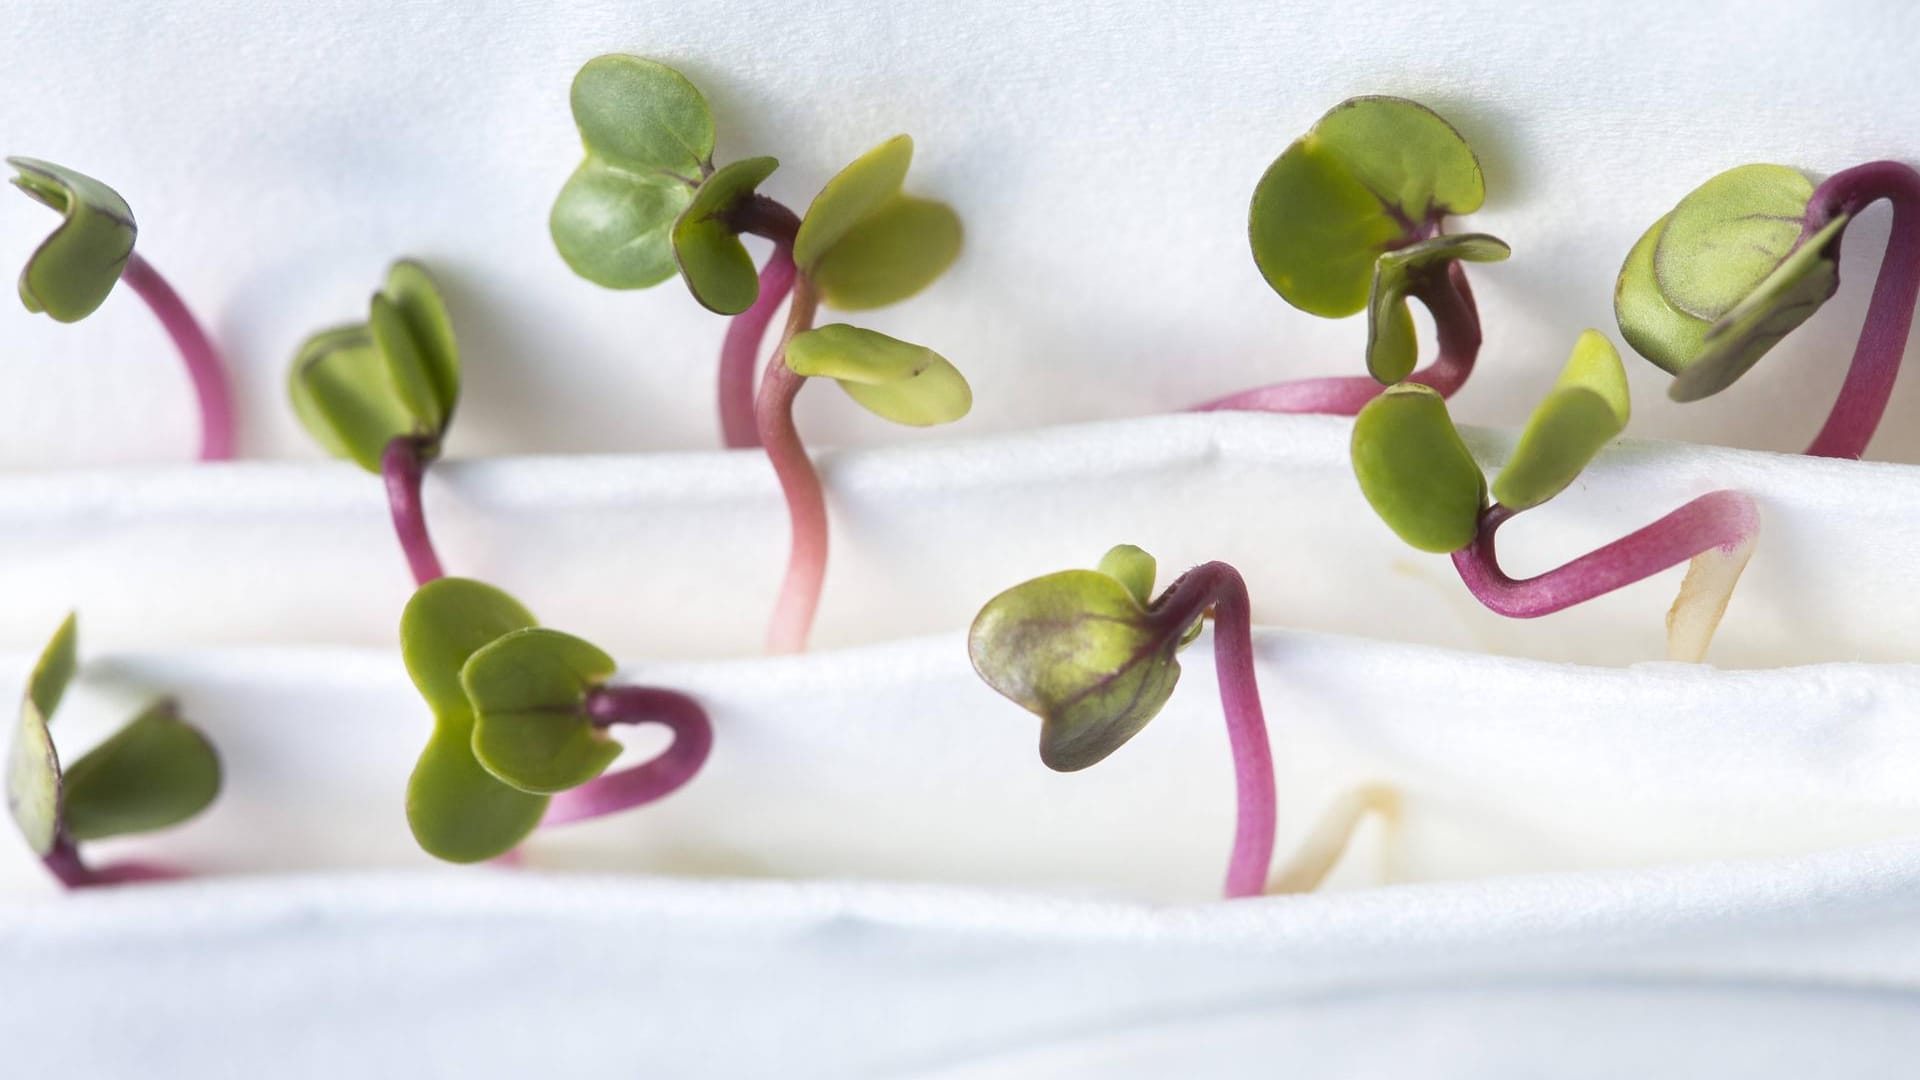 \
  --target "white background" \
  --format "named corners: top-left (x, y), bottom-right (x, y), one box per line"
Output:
top-left (4, 0), bottom-right (1919, 467)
